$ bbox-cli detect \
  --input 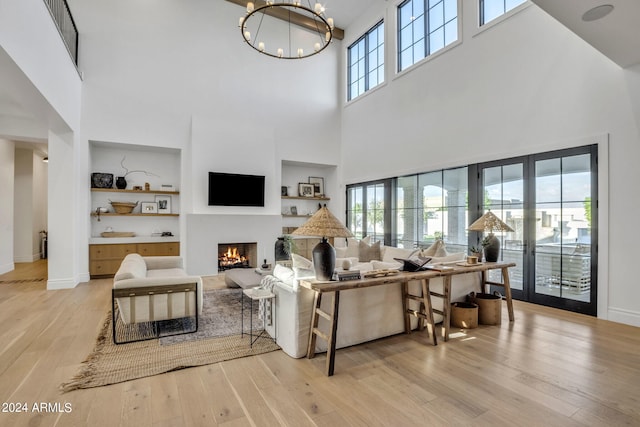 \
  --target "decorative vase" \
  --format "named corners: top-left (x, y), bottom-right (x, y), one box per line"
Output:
top-left (483, 234), bottom-right (500, 262)
top-left (312, 237), bottom-right (335, 281)
top-left (115, 176), bottom-right (127, 189)
top-left (274, 237), bottom-right (288, 261)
